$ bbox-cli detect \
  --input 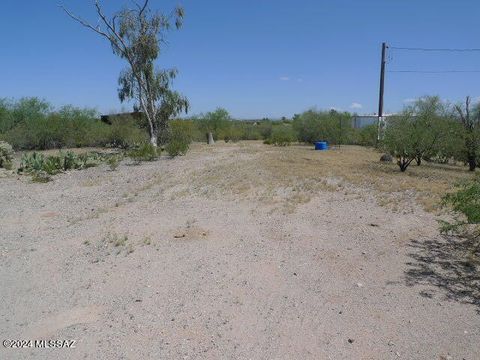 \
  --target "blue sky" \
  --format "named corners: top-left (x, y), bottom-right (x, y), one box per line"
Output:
top-left (1, 0), bottom-right (479, 118)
